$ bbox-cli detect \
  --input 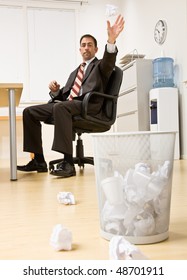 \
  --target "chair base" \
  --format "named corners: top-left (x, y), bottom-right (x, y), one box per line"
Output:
top-left (49, 133), bottom-right (94, 171)
top-left (73, 156), bottom-right (94, 168)
top-left (49, 156), bottom-right (94, 171)
top-left (73, 135), bottom-right (94, 167)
